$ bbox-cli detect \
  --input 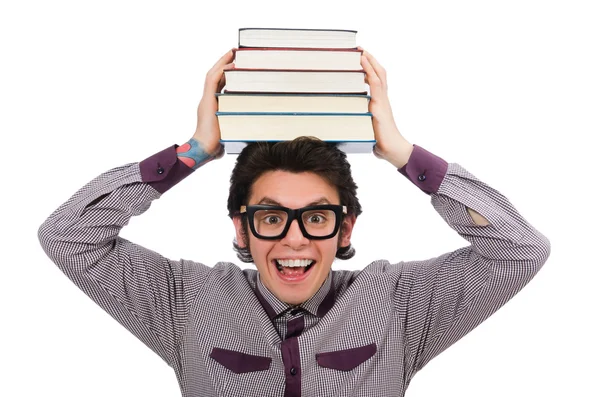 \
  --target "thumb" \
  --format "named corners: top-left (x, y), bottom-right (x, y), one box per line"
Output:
top-left (373, 144), bottom-right (384, 159)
